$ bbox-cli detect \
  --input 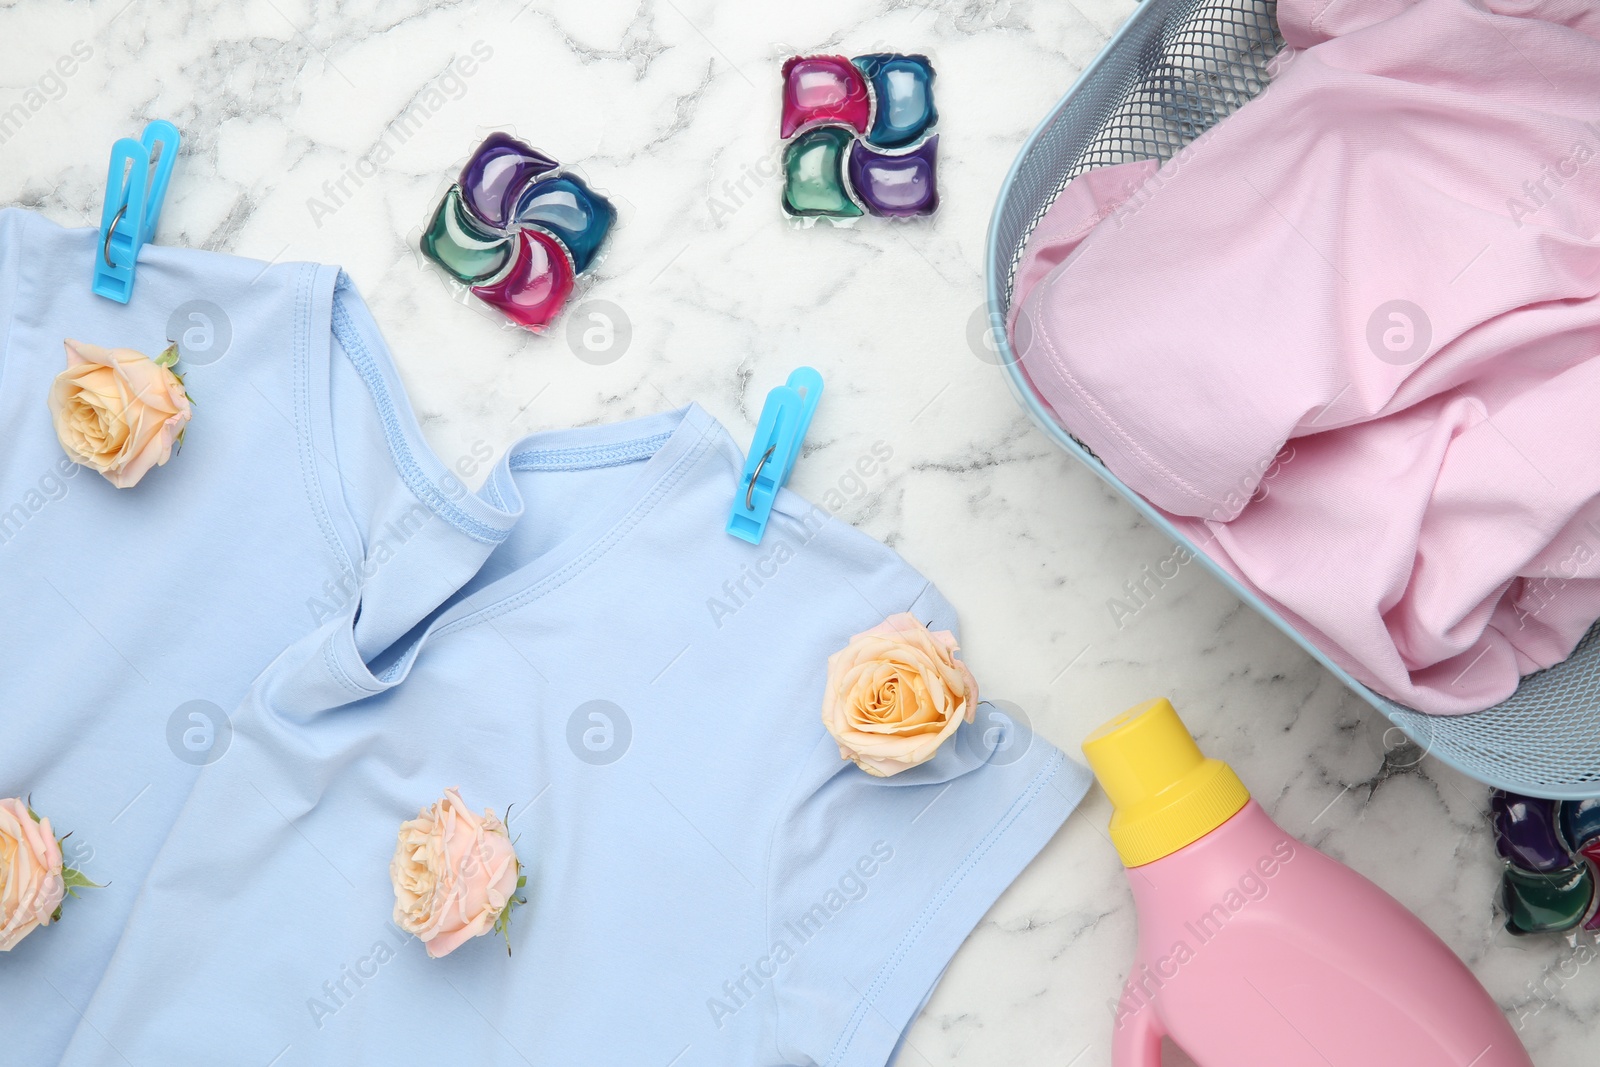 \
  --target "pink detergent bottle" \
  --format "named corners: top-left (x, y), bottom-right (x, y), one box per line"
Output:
top-left (1081, 698), bottom-right (1533, 1067)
